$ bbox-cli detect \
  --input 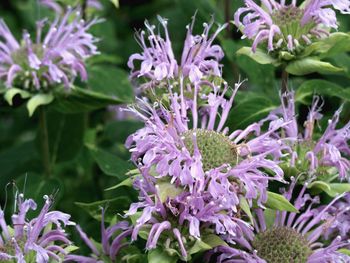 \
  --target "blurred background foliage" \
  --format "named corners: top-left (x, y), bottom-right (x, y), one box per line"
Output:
top-left (0, 0), bottom-right (349, 252)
